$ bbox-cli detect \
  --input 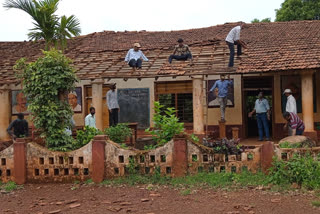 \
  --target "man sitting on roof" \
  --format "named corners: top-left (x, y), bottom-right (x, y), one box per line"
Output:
top-left (124, 43), bottom-right (149, 70)
top-left (226, 22), bottom-right (247, 67)
top-left (168, 38), bottom-right (193, 65)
